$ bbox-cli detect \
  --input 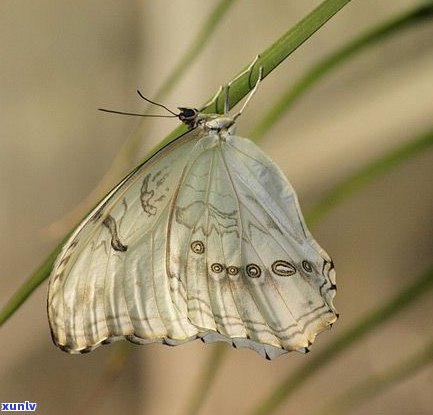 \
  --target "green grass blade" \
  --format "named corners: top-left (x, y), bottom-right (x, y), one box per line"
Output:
top-left (249, 2), bottom-right (433, 141)
top-left (203, 0), bottom-right (354, 117)
top-left (0, 0), bottom-right (353, 328)
top-left (306, 127), bottom-right (433, 226)
top-left (246, 265), bottom-right (433, 415)
top-left (311, 338), bottom-right (433, 415)
top-left (140, 0), bottom-right (355, 156)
